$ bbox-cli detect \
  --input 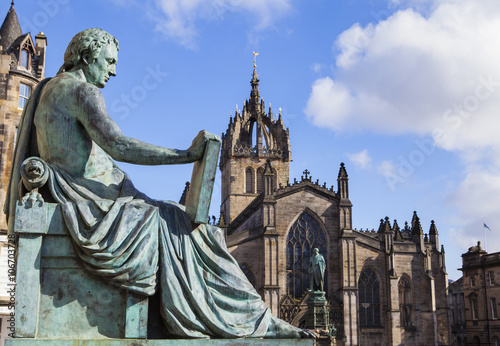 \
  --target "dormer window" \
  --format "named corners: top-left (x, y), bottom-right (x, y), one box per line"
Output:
top-left (20, 49), bottom-right (29, 69)
top-left (16, 35), bottom-right (35, 70)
